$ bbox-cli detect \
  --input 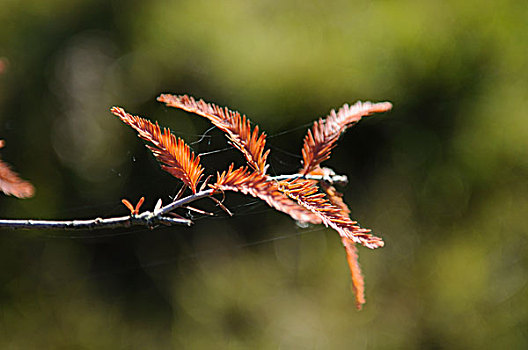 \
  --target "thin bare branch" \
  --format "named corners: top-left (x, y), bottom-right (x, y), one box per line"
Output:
top-left (209, 196), bottom-right (233, 216)
top-left (0, 189), bottom-right (219, 231)
top-left (155, 189), bottom-right (215, 216)
top-left (270, 173), bottom-right (348, 186)
top-left (0, 214), bottom-right (191, 230)
top-left (182, 205), bottom-right (215, 216)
